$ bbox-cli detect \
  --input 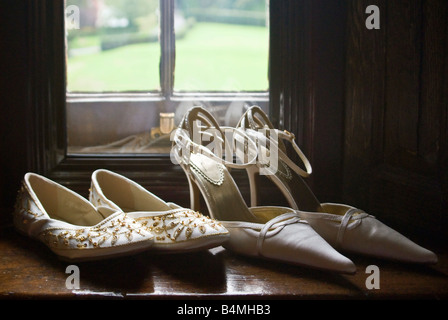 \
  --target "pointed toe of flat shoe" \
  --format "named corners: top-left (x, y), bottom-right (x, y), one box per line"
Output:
top-left (224, 214), bottom-right (356, 274)
top-left (278, 228), bottom-right (357, 274)
top-left (341, 216), bottom-right (438, 264)
top-left (316, 246), bottom-right (357, 274)
top-left (415, 249), bottom-right (438, 265)
top-left (300, 205), bottom-right (438, 265)
top-left (368, 228), bottom-right (438, 264)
